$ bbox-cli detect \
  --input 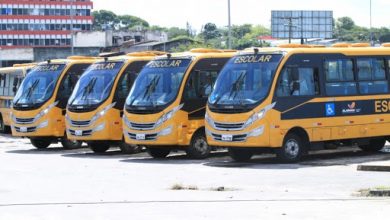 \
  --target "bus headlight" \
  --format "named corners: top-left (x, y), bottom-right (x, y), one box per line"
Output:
top-left (244, 109), bottom-right (265, 128)
top-left (92, 123), bottom-right (105, 133)
top-left (205, 112), bottom-right (214, 126)
top-left (90, 103), bottom-right (116, 125)
top-left (155, 104), bottom-right (183, 128)
top-left (123, 116), bottom-right (132, 129)
top-left (37, 120), bottom-right (49, 129)
top-left (34, 101), bottom-right (58, 122)
top-left (247, 126), bottom-right (265, 137)
top-left (158, 126), bottom-right (173, 136)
